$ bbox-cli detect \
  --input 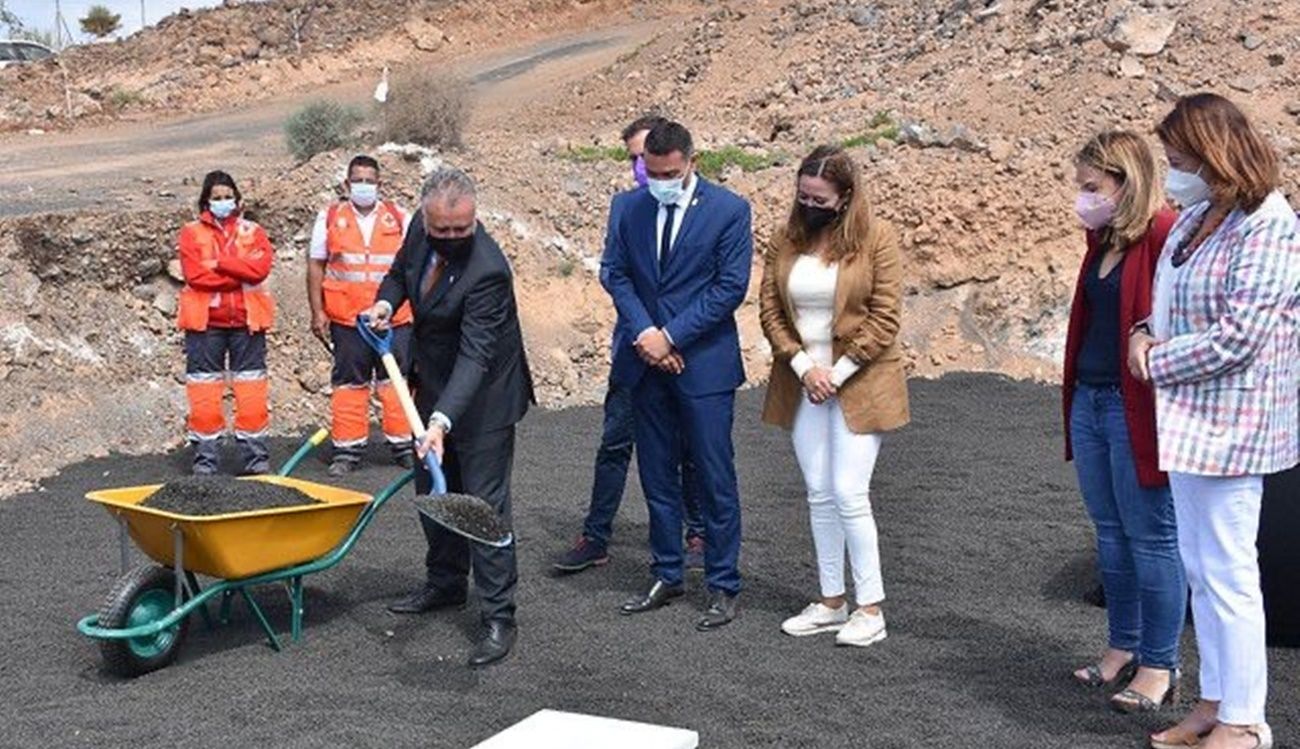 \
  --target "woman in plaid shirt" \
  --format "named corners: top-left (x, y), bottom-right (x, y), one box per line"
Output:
top-left (1131, 94), bottom-right (1300, 749)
